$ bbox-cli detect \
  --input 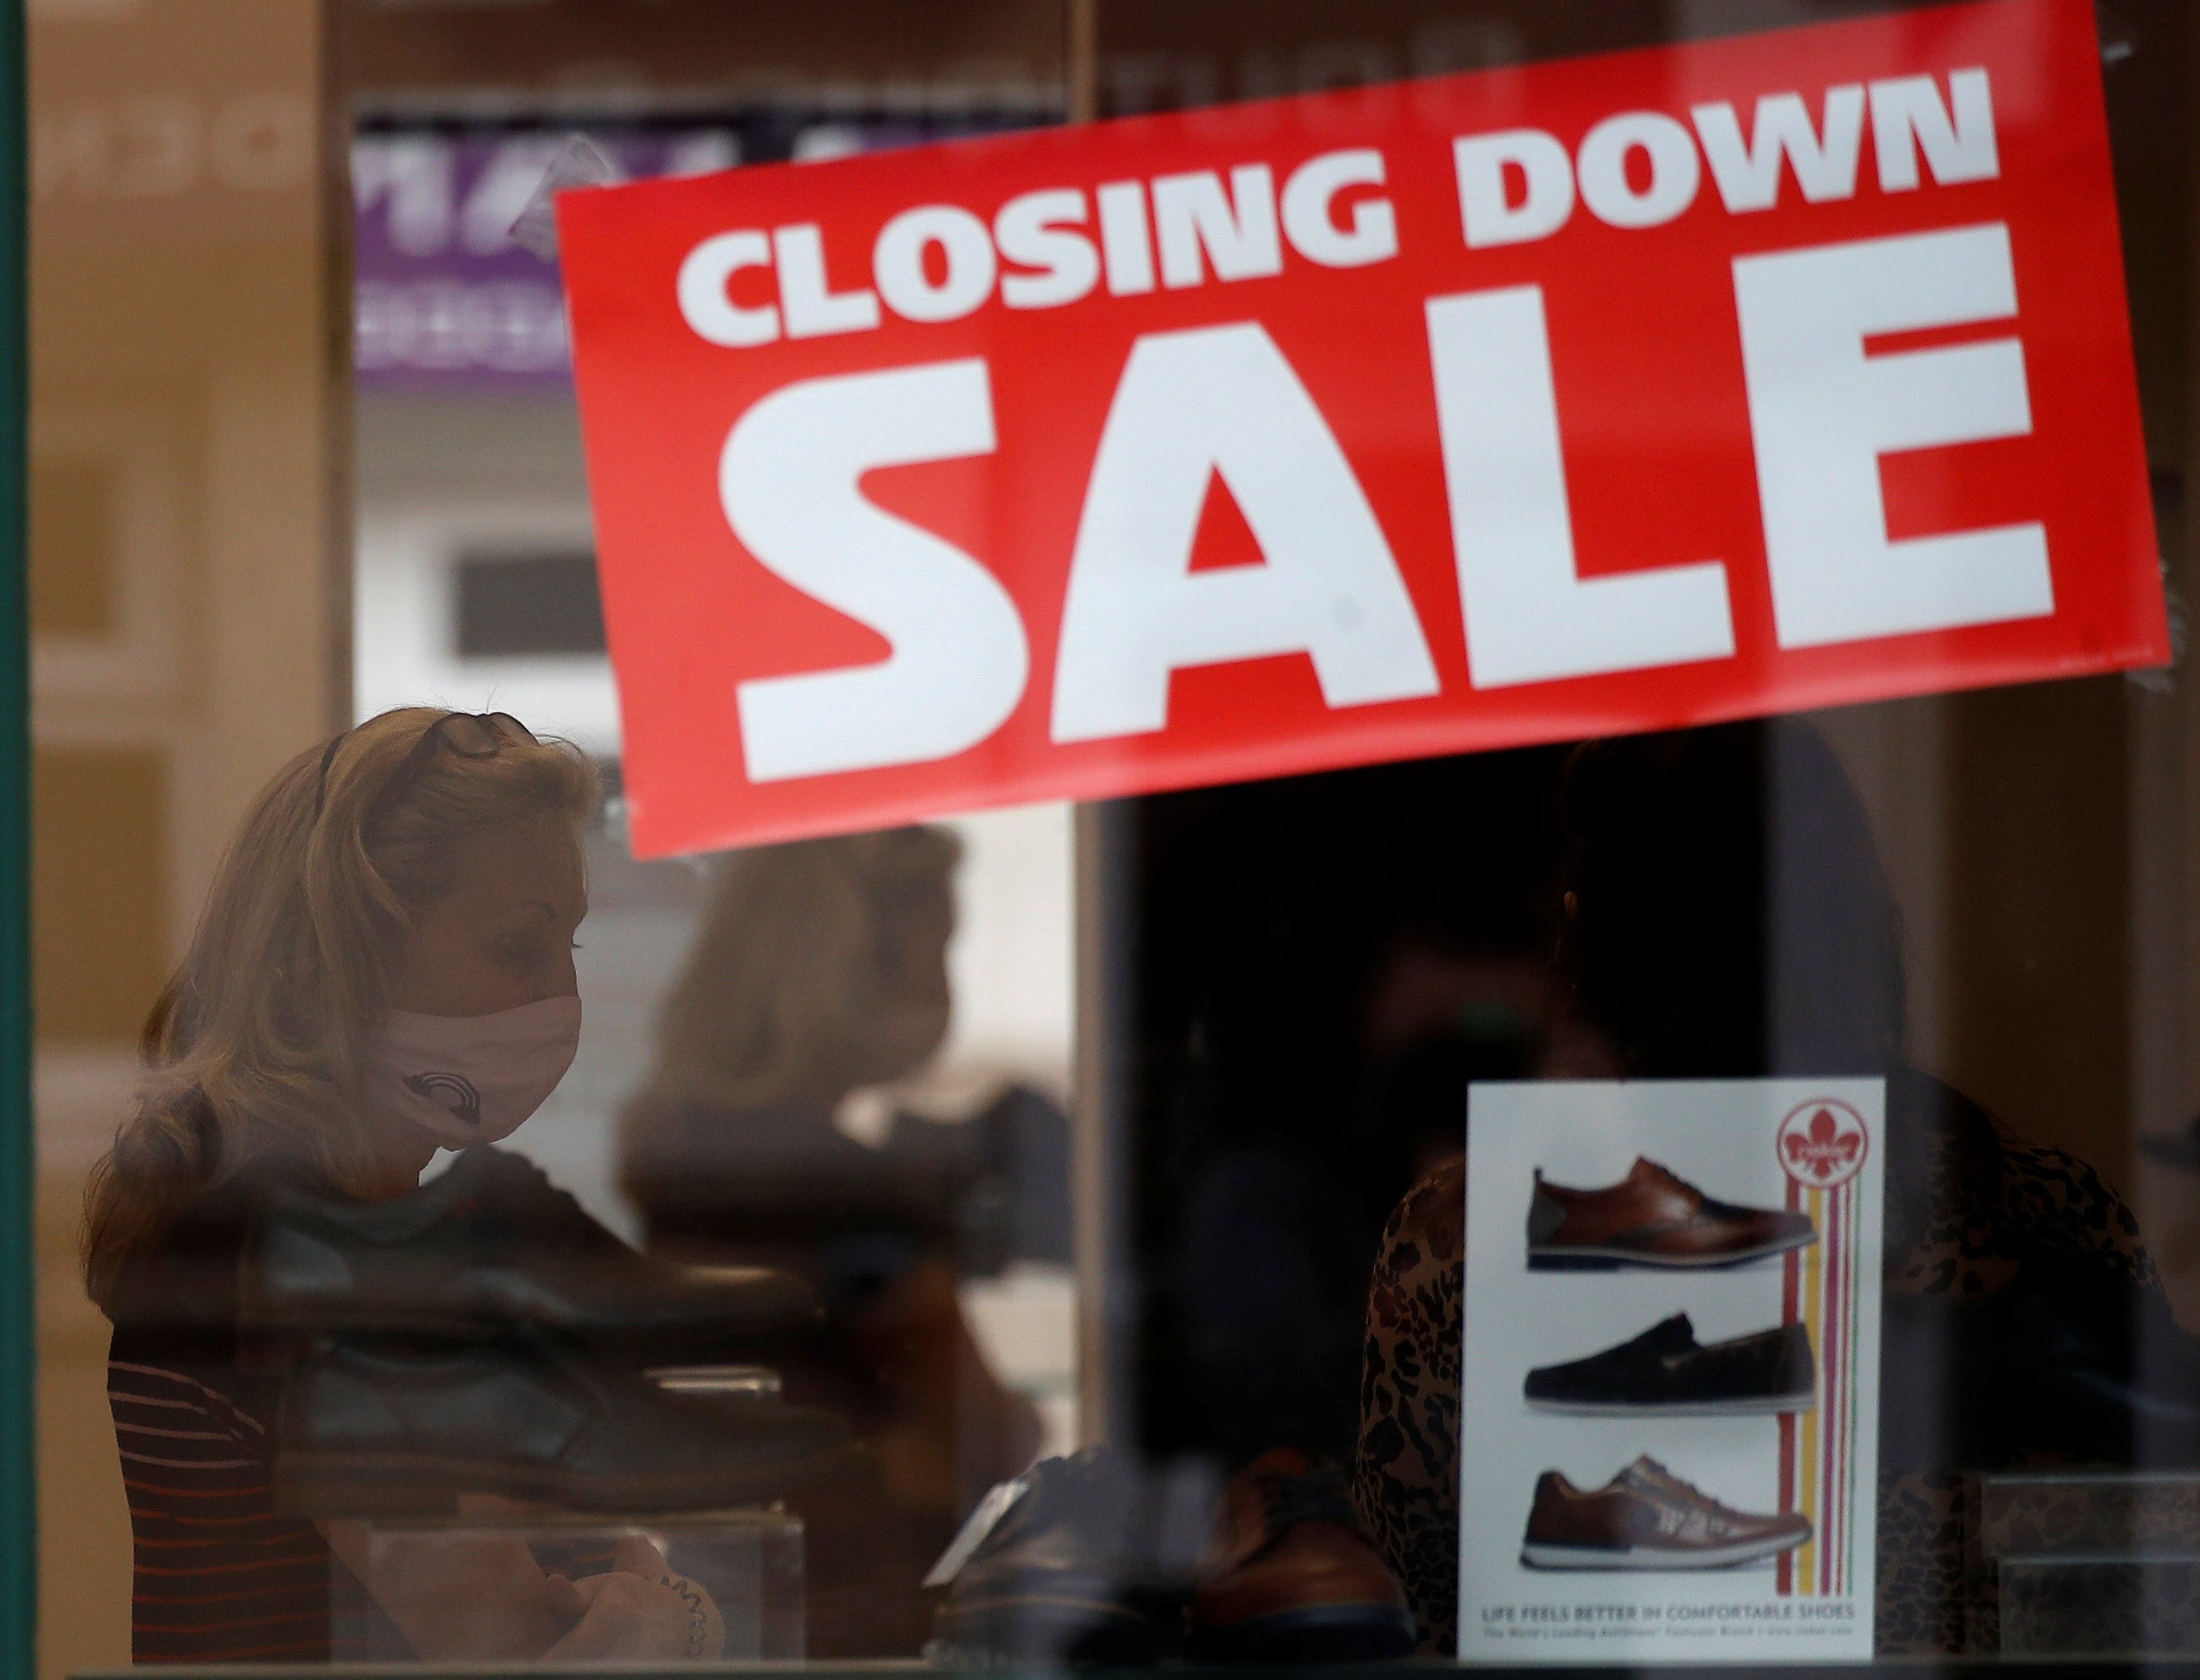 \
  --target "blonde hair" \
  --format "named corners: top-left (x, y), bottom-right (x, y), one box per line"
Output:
top-left (83, 707), bottom-right (597, 1310)
top-left (618, 828), bottom-right (959, 1177)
